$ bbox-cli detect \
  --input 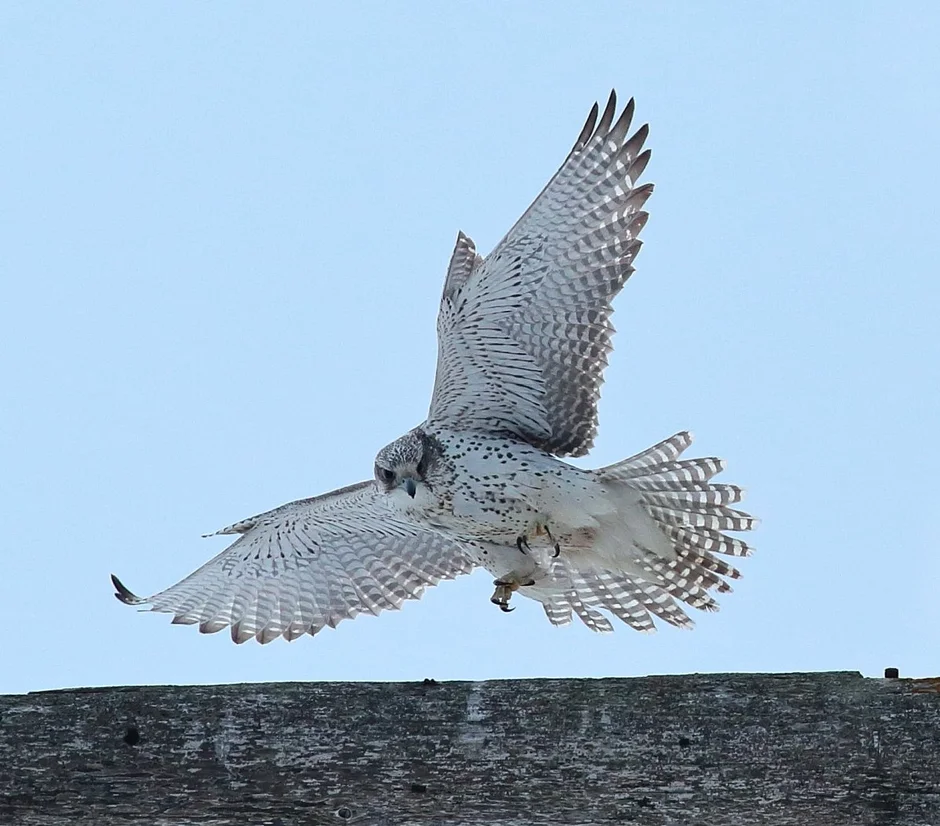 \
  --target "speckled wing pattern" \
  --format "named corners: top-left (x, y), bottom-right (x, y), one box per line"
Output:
top-left (111, 482), bottom-right (473, 644)
top-left (428, 92), bottom-right (652, 457)
top-left (524, 432), bottom-right (756, 632)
